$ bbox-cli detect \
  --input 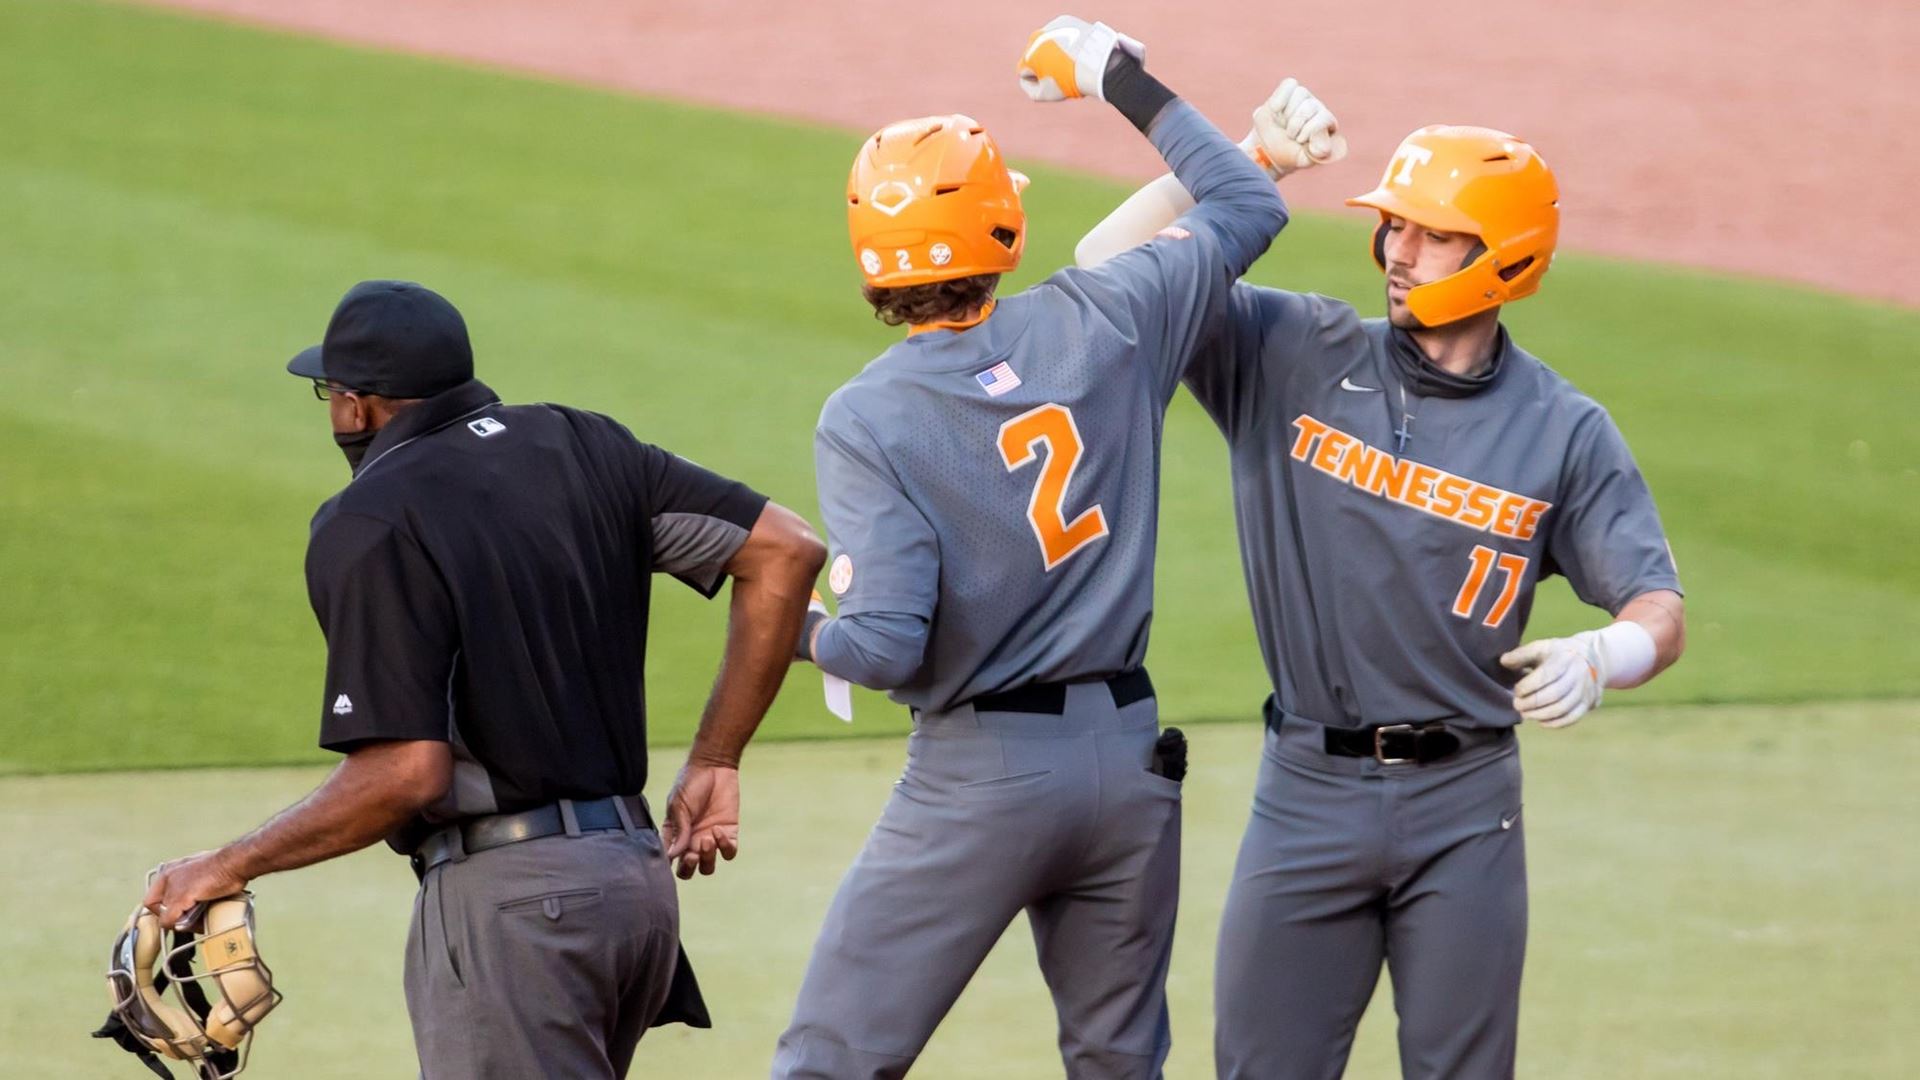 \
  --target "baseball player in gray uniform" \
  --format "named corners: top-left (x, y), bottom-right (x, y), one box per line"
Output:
top-left (1079, 84), bottom-right (1688, 1079)
top-left (770, 17), bottom-right (1287, 1080)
